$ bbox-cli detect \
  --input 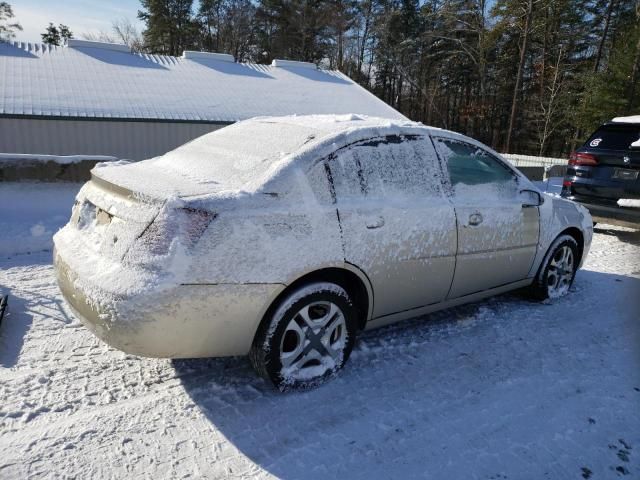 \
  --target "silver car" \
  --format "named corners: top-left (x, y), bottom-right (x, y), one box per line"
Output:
top-left (54, 115), bottom-right (593, 390)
